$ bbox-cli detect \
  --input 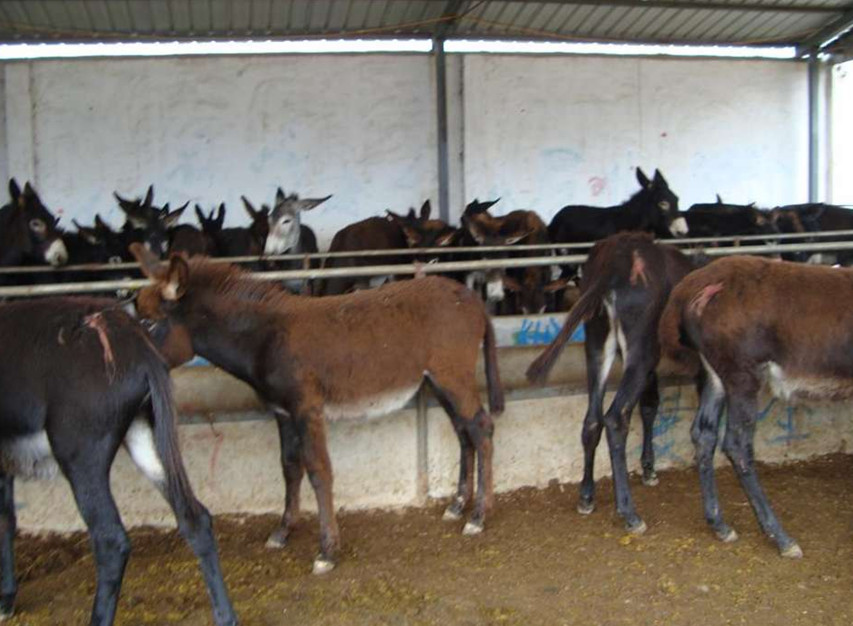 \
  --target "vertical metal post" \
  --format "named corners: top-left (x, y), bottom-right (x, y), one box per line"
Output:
top-left (808, 53), bottom-right (821, 202)
top-left (434, 36), bottom-right (451, 223)
top-left (415, 387), bottom-right (430, 502)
